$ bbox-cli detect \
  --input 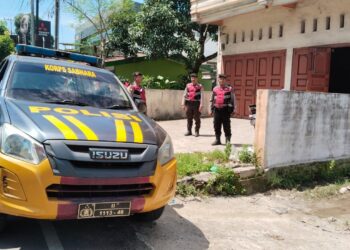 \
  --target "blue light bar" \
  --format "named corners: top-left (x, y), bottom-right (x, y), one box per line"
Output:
top-left (16, 44), bottom-right (102, 67)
